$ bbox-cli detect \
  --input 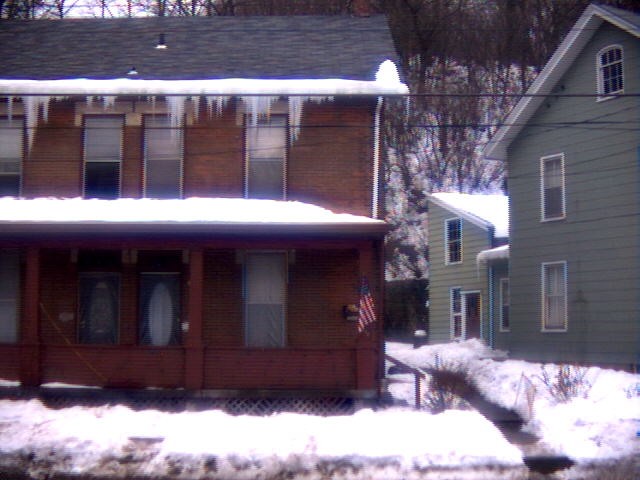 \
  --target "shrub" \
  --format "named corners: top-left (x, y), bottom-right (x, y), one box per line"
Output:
top-left (421, 355), bottom-right (471, 413)
top-left (537, 364), bottom-right (592, 403)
